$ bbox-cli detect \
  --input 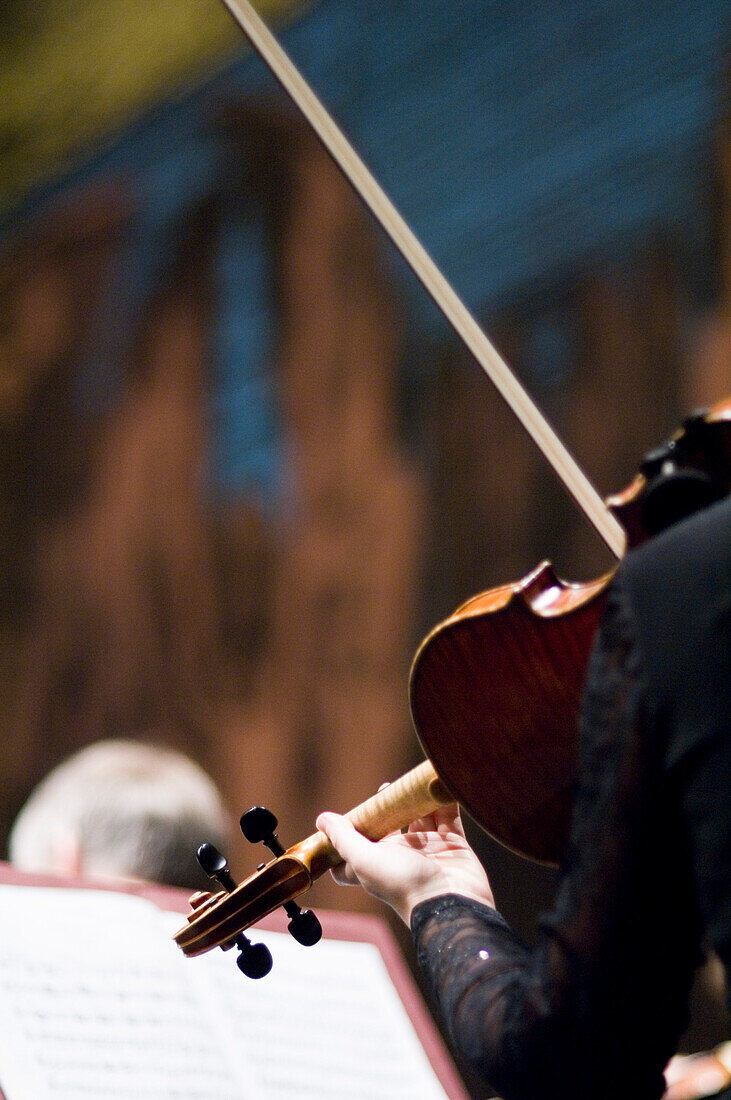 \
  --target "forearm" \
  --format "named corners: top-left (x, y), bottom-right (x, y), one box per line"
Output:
top-left (411, 894), bottom-right (671, 1100)
top-left (411, 894), bottom-right (536, 1097)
